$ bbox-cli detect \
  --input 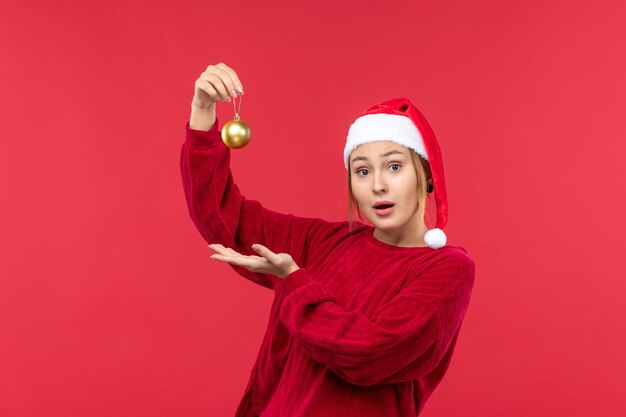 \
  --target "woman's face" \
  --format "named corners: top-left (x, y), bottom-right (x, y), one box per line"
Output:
top-left (350, 141), bottom-right (423, 234)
